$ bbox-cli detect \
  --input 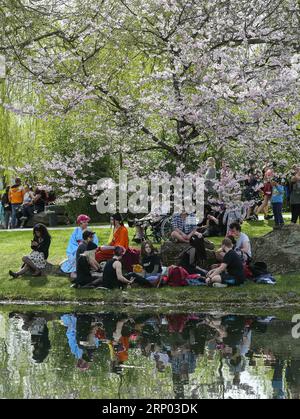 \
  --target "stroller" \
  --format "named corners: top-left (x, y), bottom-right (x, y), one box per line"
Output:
top-left (128, 213), bottom-right (173, 243)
